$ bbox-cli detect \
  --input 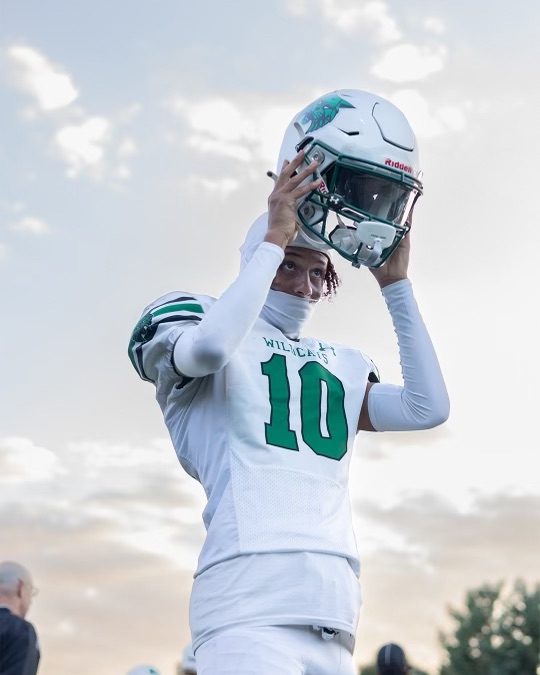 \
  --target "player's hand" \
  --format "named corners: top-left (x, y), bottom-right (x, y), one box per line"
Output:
top-left (369, 203), bottom-right (415, 287)
top-left (265, 151), bottom-right (321, 250)
top-left (369, 230), bottom-right (410, 288)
